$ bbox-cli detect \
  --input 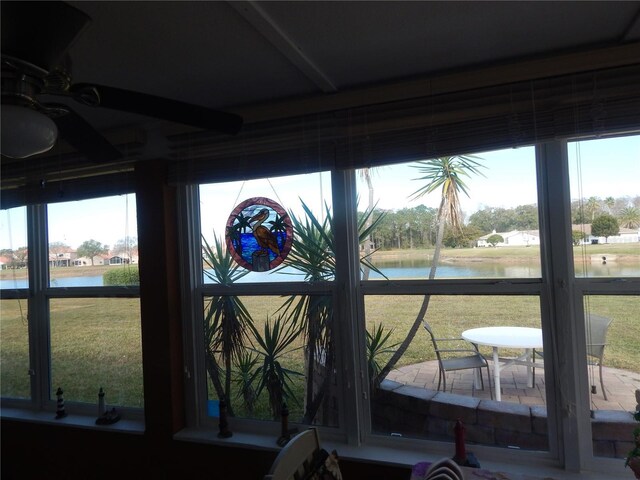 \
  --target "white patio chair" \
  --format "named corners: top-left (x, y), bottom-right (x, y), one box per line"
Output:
top-left (422, 457), bottom-right (465, 480)
top-left (263, 428), bottom-right (322, 480)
